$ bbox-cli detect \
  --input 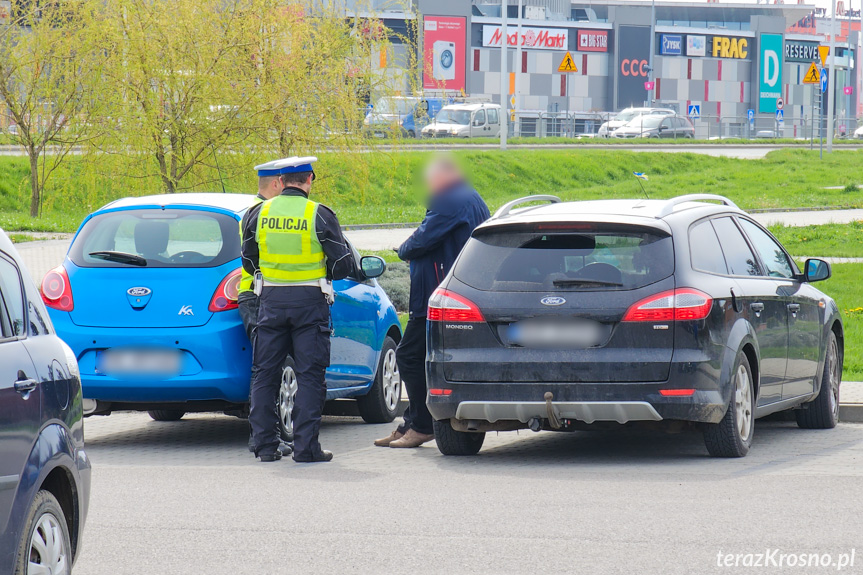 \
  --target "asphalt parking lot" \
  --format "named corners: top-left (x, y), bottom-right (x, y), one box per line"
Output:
top-left (74, 412), bottom-right (863, 574)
